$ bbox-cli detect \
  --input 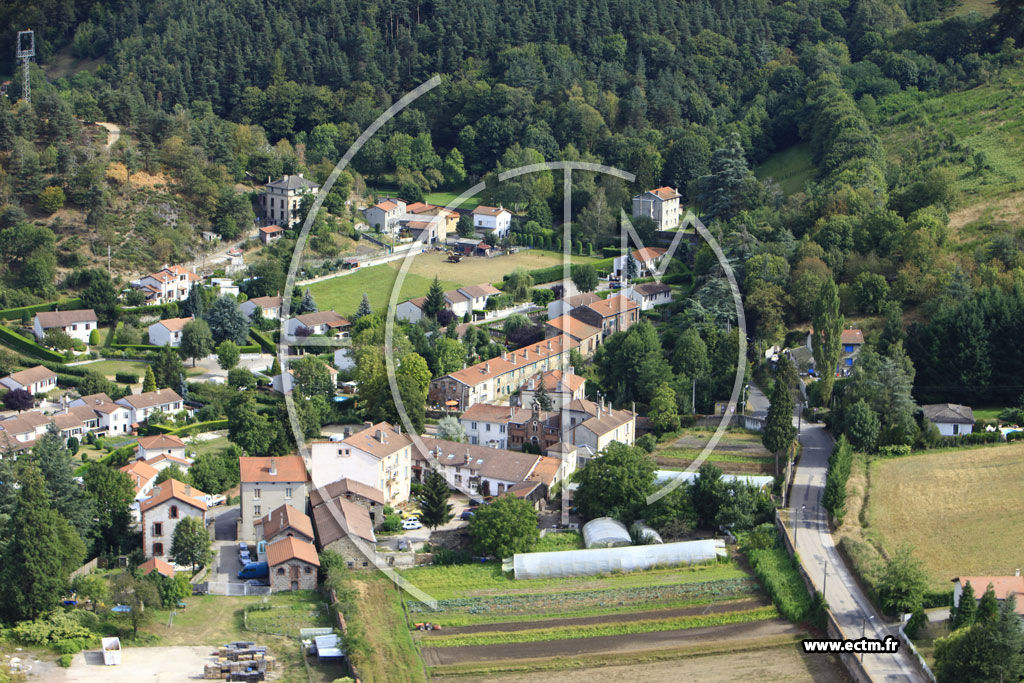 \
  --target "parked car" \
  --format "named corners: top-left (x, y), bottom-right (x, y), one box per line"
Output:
top-left (238, 542), bottom-right (249, 554)
top-left (237, 561), bottom-right (269, 580)
top-left (401, 509), bottom-right (422, 520)
top-left (460, 509), bottom-right (476, 520)
top-left (239, 550), bottom-right (251, 563)
top-left (402, 518), bottom-right (422, 530)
